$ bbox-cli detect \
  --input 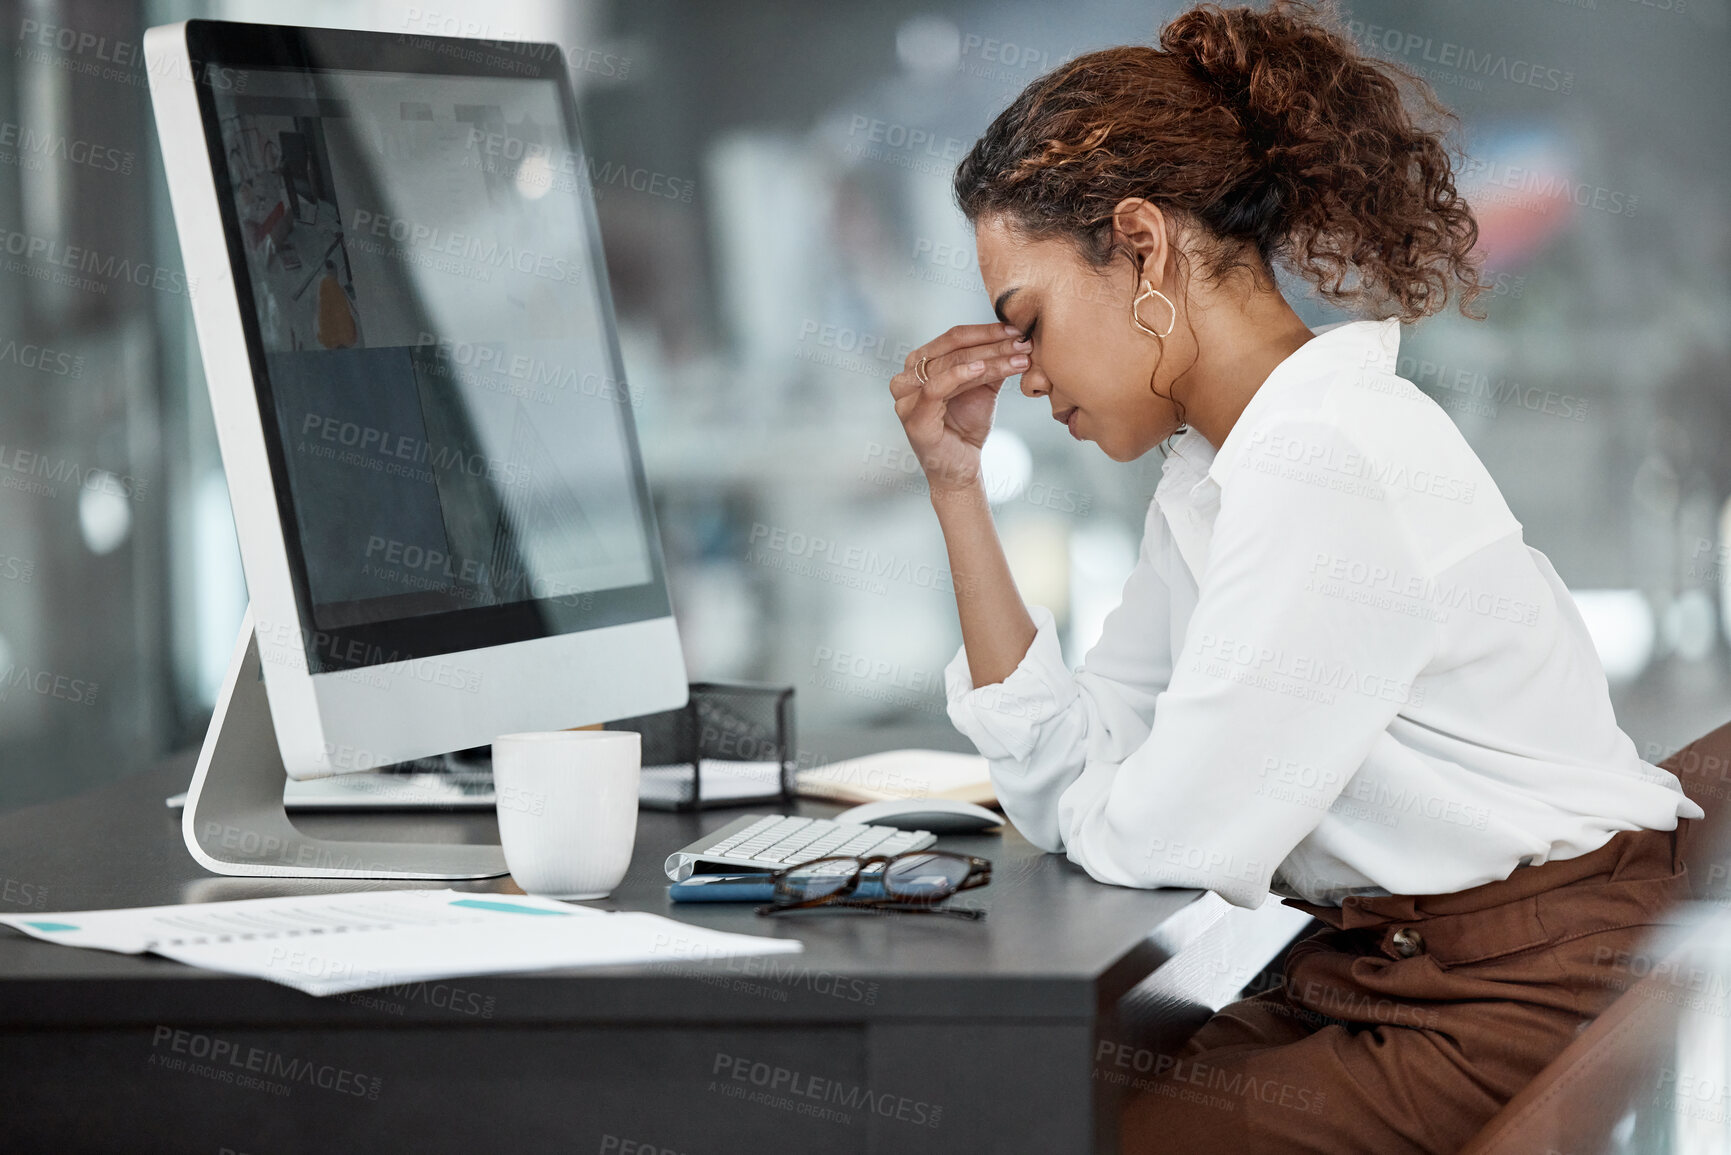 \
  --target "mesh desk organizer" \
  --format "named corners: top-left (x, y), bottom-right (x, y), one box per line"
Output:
top-left (605, 681), bottom-right (795, 811)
